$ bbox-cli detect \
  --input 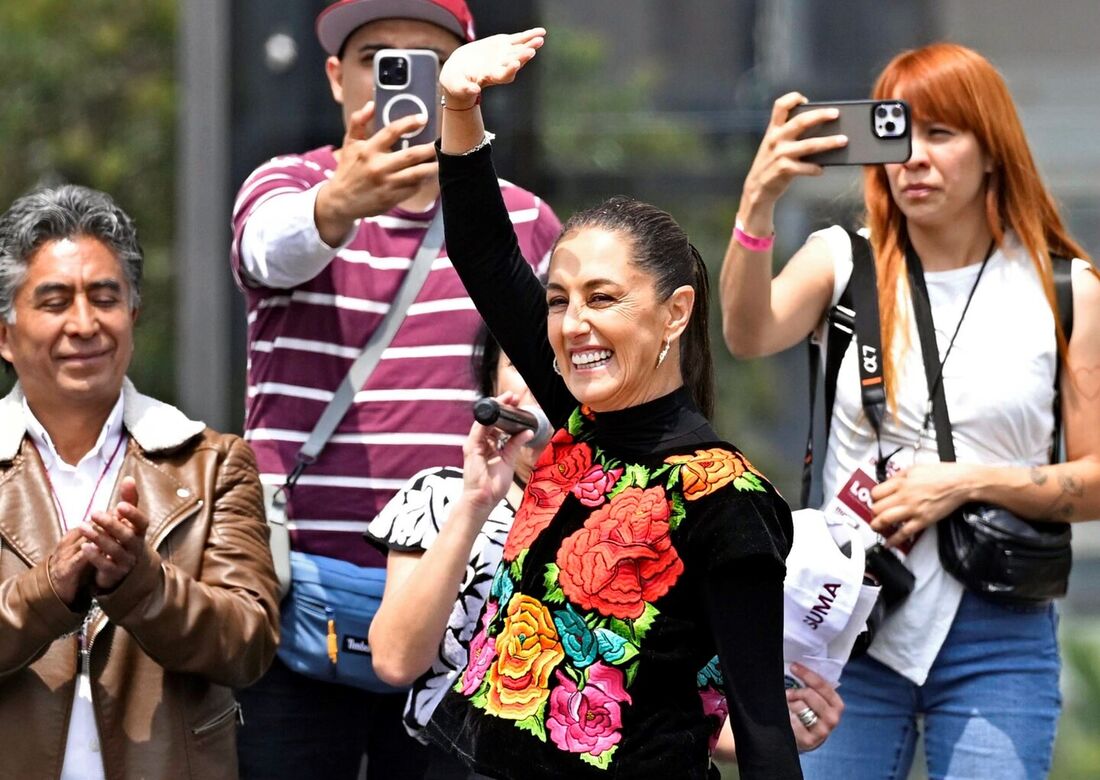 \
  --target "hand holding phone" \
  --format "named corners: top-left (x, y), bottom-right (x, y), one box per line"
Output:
top-left (790, 100), bottom-right (912, 166)
top-left (373, 49), bottom-right (440, 151)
